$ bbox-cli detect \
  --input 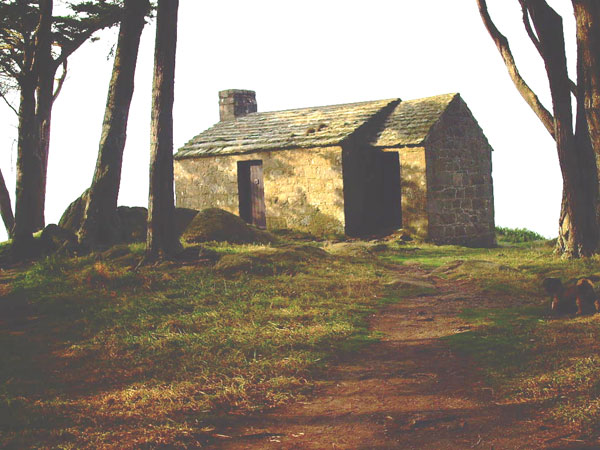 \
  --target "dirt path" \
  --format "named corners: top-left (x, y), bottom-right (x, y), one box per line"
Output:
top-left (208, 264), bottom-right (598, 450)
